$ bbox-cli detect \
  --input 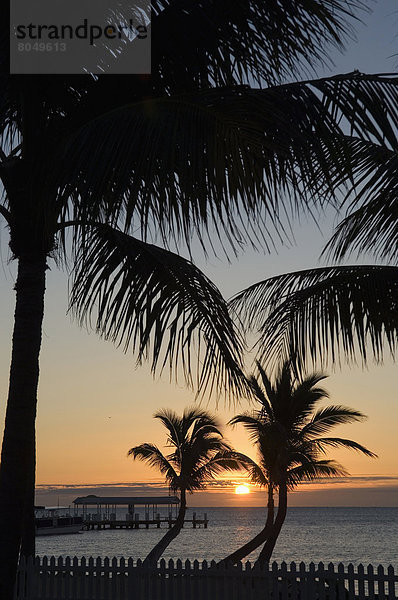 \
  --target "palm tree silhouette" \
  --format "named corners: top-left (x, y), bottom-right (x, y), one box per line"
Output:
top-left (225, 361), bottom-right (376, 563)
top-left (128, 407), bottom-right (245, 563)
top-left (1, 2), bottom-right (396, 595)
